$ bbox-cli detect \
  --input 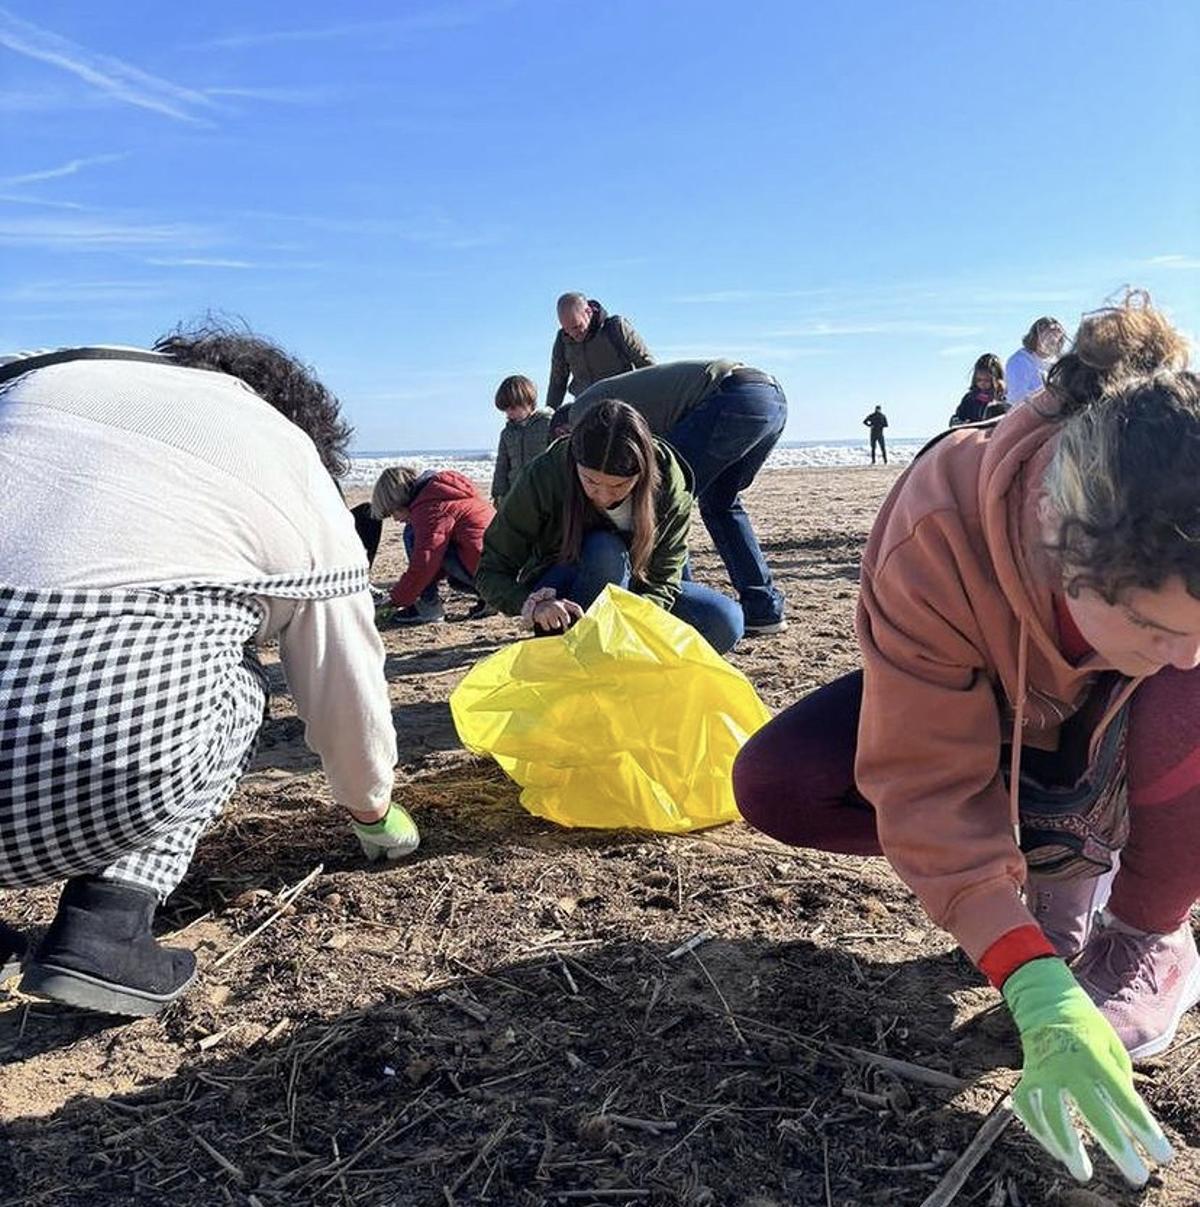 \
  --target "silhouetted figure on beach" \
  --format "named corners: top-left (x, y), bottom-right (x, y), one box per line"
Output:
top-left (863, 405), bottom-right (888, 464)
